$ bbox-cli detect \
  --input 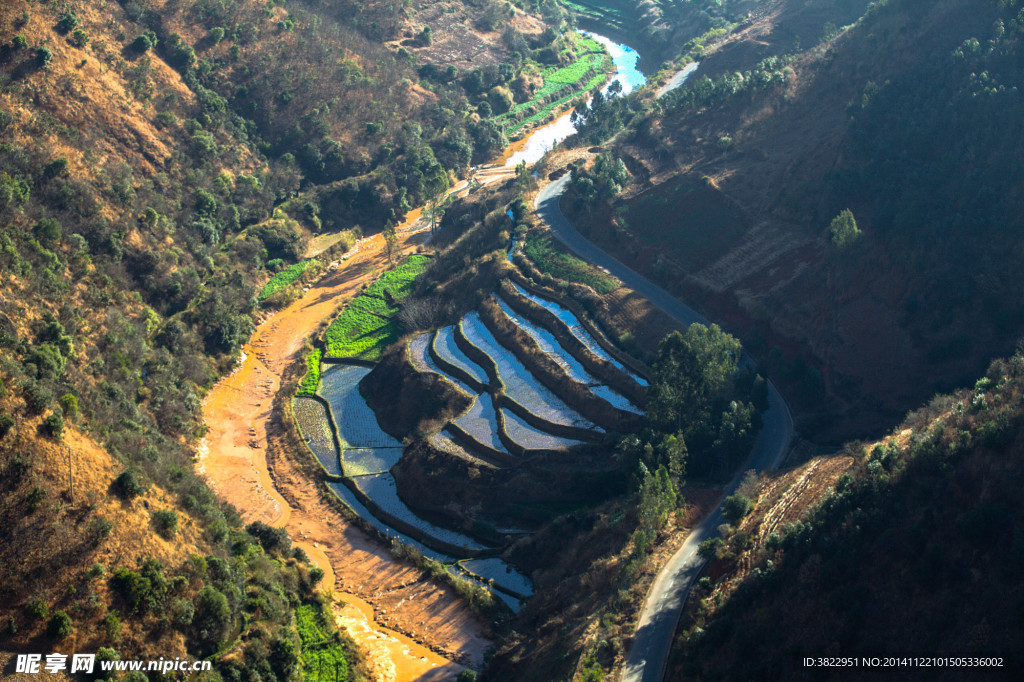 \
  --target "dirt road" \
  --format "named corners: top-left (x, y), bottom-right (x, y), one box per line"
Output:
top-left (200, 213), bottom-right (489, 680)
